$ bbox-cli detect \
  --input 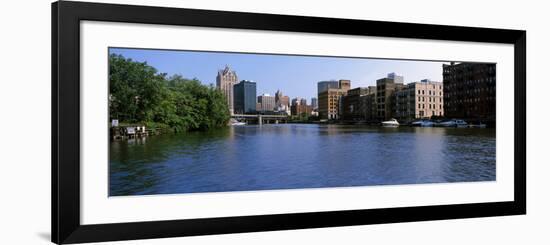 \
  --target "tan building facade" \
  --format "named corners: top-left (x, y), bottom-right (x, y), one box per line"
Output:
top-left (216, 65), bottom-right (238, 115)
top-left (318, 79), bottom-right (351, 120)
top-left (394, 80), bottom-right (444, 121)
top-left (257, 93), bottom-right (276, 112)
